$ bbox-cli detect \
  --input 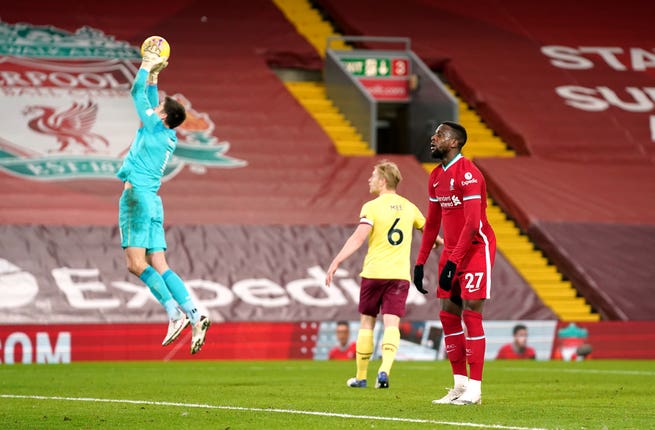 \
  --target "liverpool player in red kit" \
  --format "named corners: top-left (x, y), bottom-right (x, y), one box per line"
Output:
top-left (413, 121), bottom-right (496, 405)
top-left (496, 324), bottom-right (536, 360)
